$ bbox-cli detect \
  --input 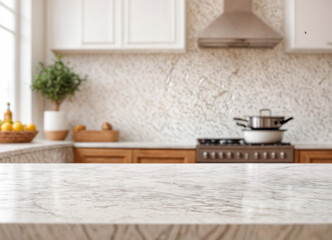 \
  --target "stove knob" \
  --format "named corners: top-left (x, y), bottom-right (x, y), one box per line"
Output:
top-left (210, 152), bottom-right (216, 159)
top-left (271, 152), bottom-right (276, 159)
top-left (219, 152), bottom-right (224, 159)
top-left (236, 152), bottom-right (241, 159)
top-left (244, 153), bottom-right (249, 160)
top-left (254, 152), bottom-right (260, 159)
top-left (203, 152), bottom-right (208, 159)
top-left (263, 152), bottom-right (268, 159)
top-left (227, 152), bottom-right (233, 159)
top-left (280, 152), bottom-right (285, 159)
